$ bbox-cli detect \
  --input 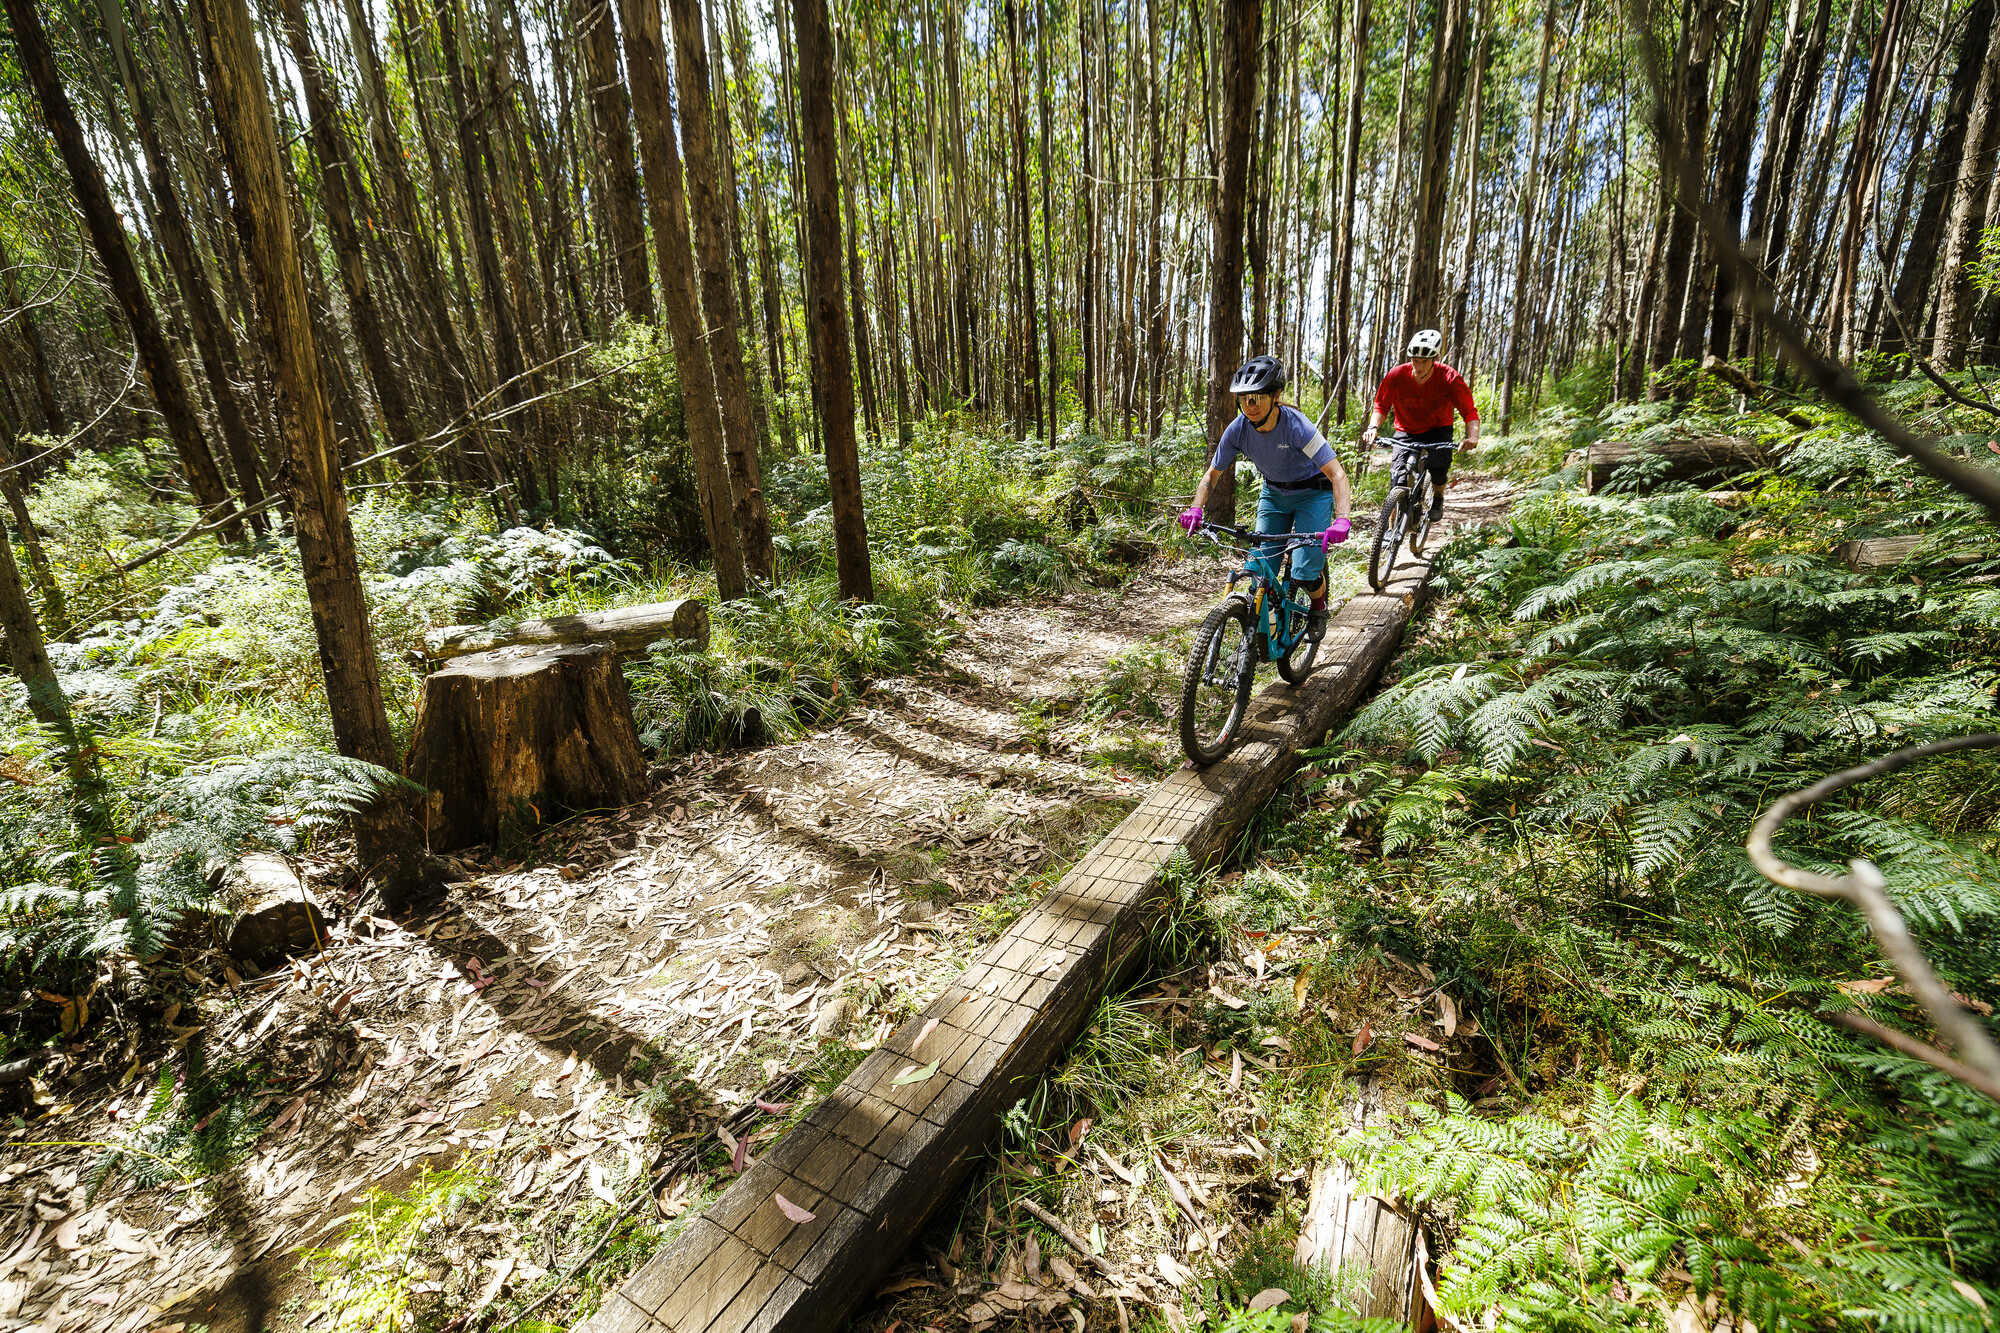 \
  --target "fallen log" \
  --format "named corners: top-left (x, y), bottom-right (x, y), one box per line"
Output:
top-left (404, 644), bottom-right (650, 851)
top-left (1833, 534), bottom-right (1986, 570)
top-left (422, 598), bottom-right (708, 661)
top-left (224, 854), bottom-right (327, 970)
top-left (1569, 436), bottom-right (1772, 493)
